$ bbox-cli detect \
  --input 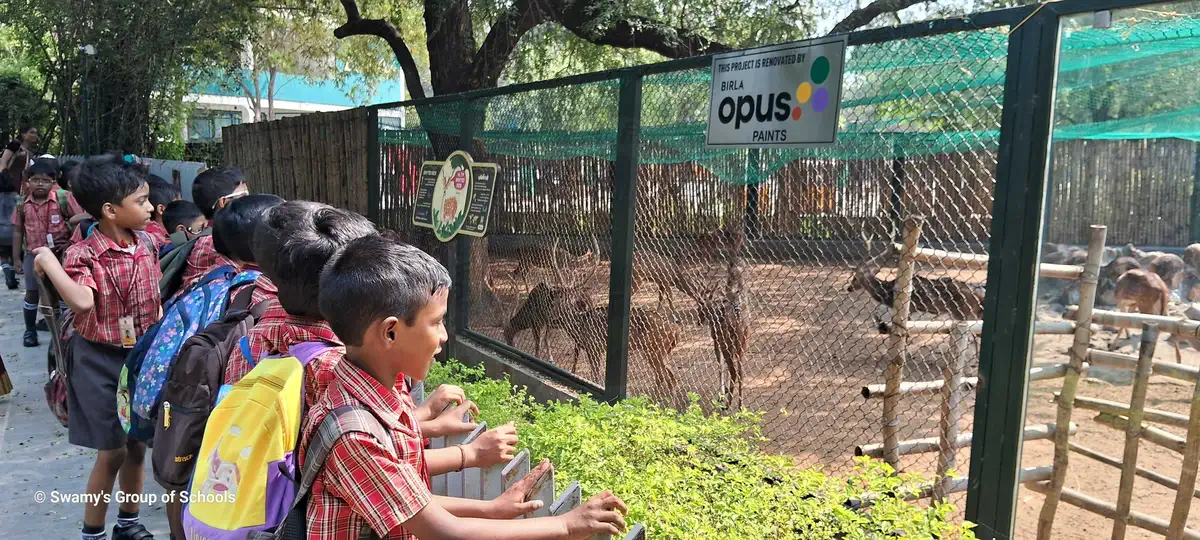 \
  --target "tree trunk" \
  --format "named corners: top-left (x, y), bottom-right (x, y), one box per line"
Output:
top-left (267, 67), bottom-right (277, 122)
